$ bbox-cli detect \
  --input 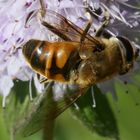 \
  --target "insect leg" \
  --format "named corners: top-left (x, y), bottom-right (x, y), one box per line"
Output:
top-left (95, 10), bottom-right (110, 37)
top-left (91, 86), bottom-right (96, 108)
top-left (39, 0), bottom-right (46, 18)
top-left (40, 78), bottom-right (48, 84)
top-left (80, 12), bottom-right (93, 43)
